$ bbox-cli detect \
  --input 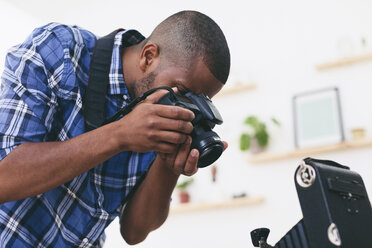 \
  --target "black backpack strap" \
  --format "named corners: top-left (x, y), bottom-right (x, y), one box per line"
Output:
top-left (84, 29), bottom-right (124, 130)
